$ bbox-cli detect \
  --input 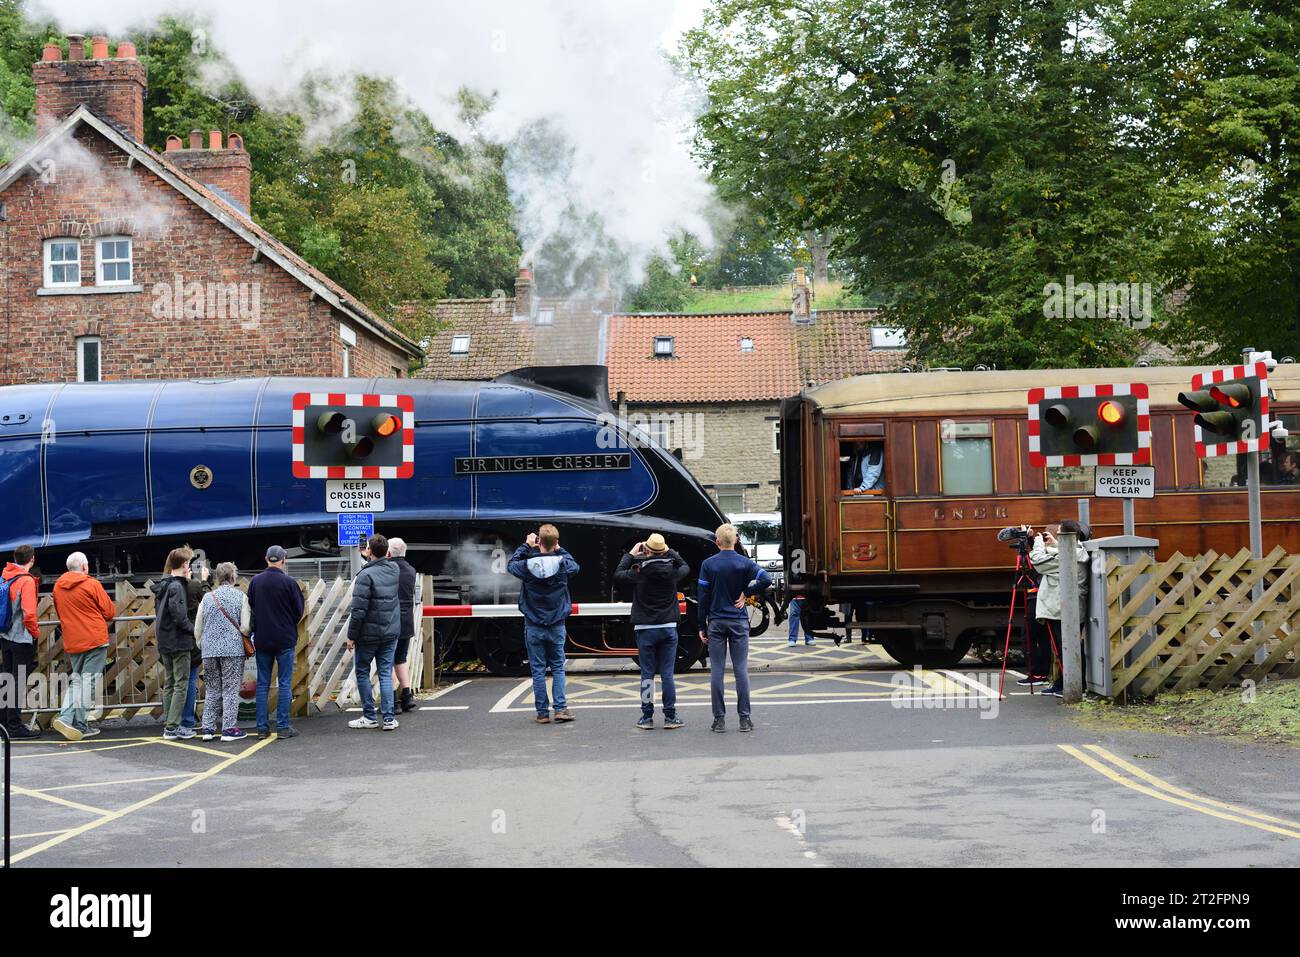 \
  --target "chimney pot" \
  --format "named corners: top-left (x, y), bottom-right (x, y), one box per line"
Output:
top-left (228, 133), bottom-right (245, 150)
top-left (41, 43), bottom-right (61, 62)
top-left (115, 41), bottom-right (137, 60)
top-left (209, 130), bottom-right (222, 150)
top-left (66, 34), bottom-right (85, 60)
top-left (91, 36), bottom-right (109, 59)
top-left (189, 129), bottom-right (203, 150)
top-left (165, 135), bottom-right (182, 152)
top-left (35, 33), bottom-right (147, 140)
